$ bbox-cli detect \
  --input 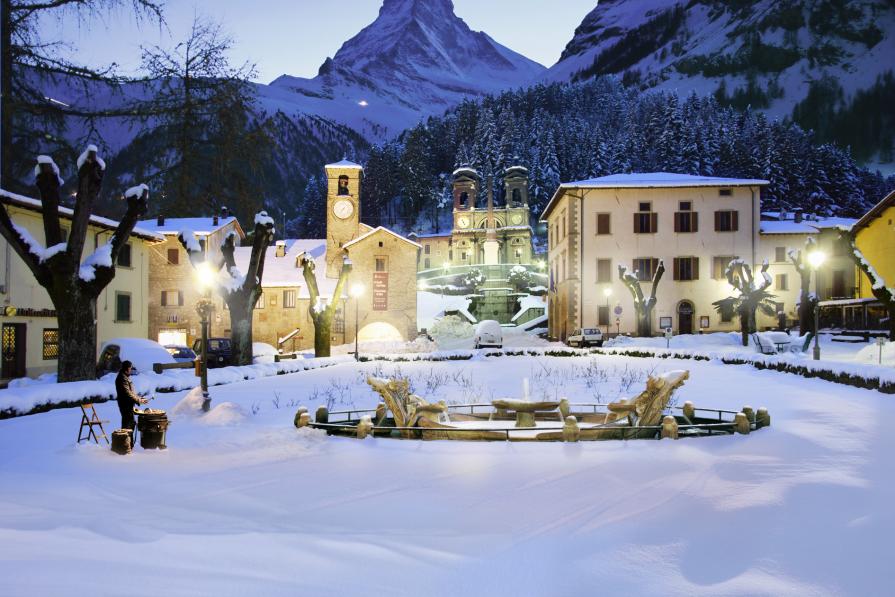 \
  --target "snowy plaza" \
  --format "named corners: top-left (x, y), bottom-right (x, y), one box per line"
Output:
top-left (2, 334), bottom-right (894, 595)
